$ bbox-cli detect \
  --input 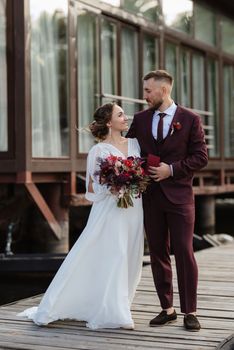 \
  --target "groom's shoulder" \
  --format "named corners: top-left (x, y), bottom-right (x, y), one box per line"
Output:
top-left (176, 105), bottom-right (203, 130)
top-left (177, 104), bottom-right (200, 120)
